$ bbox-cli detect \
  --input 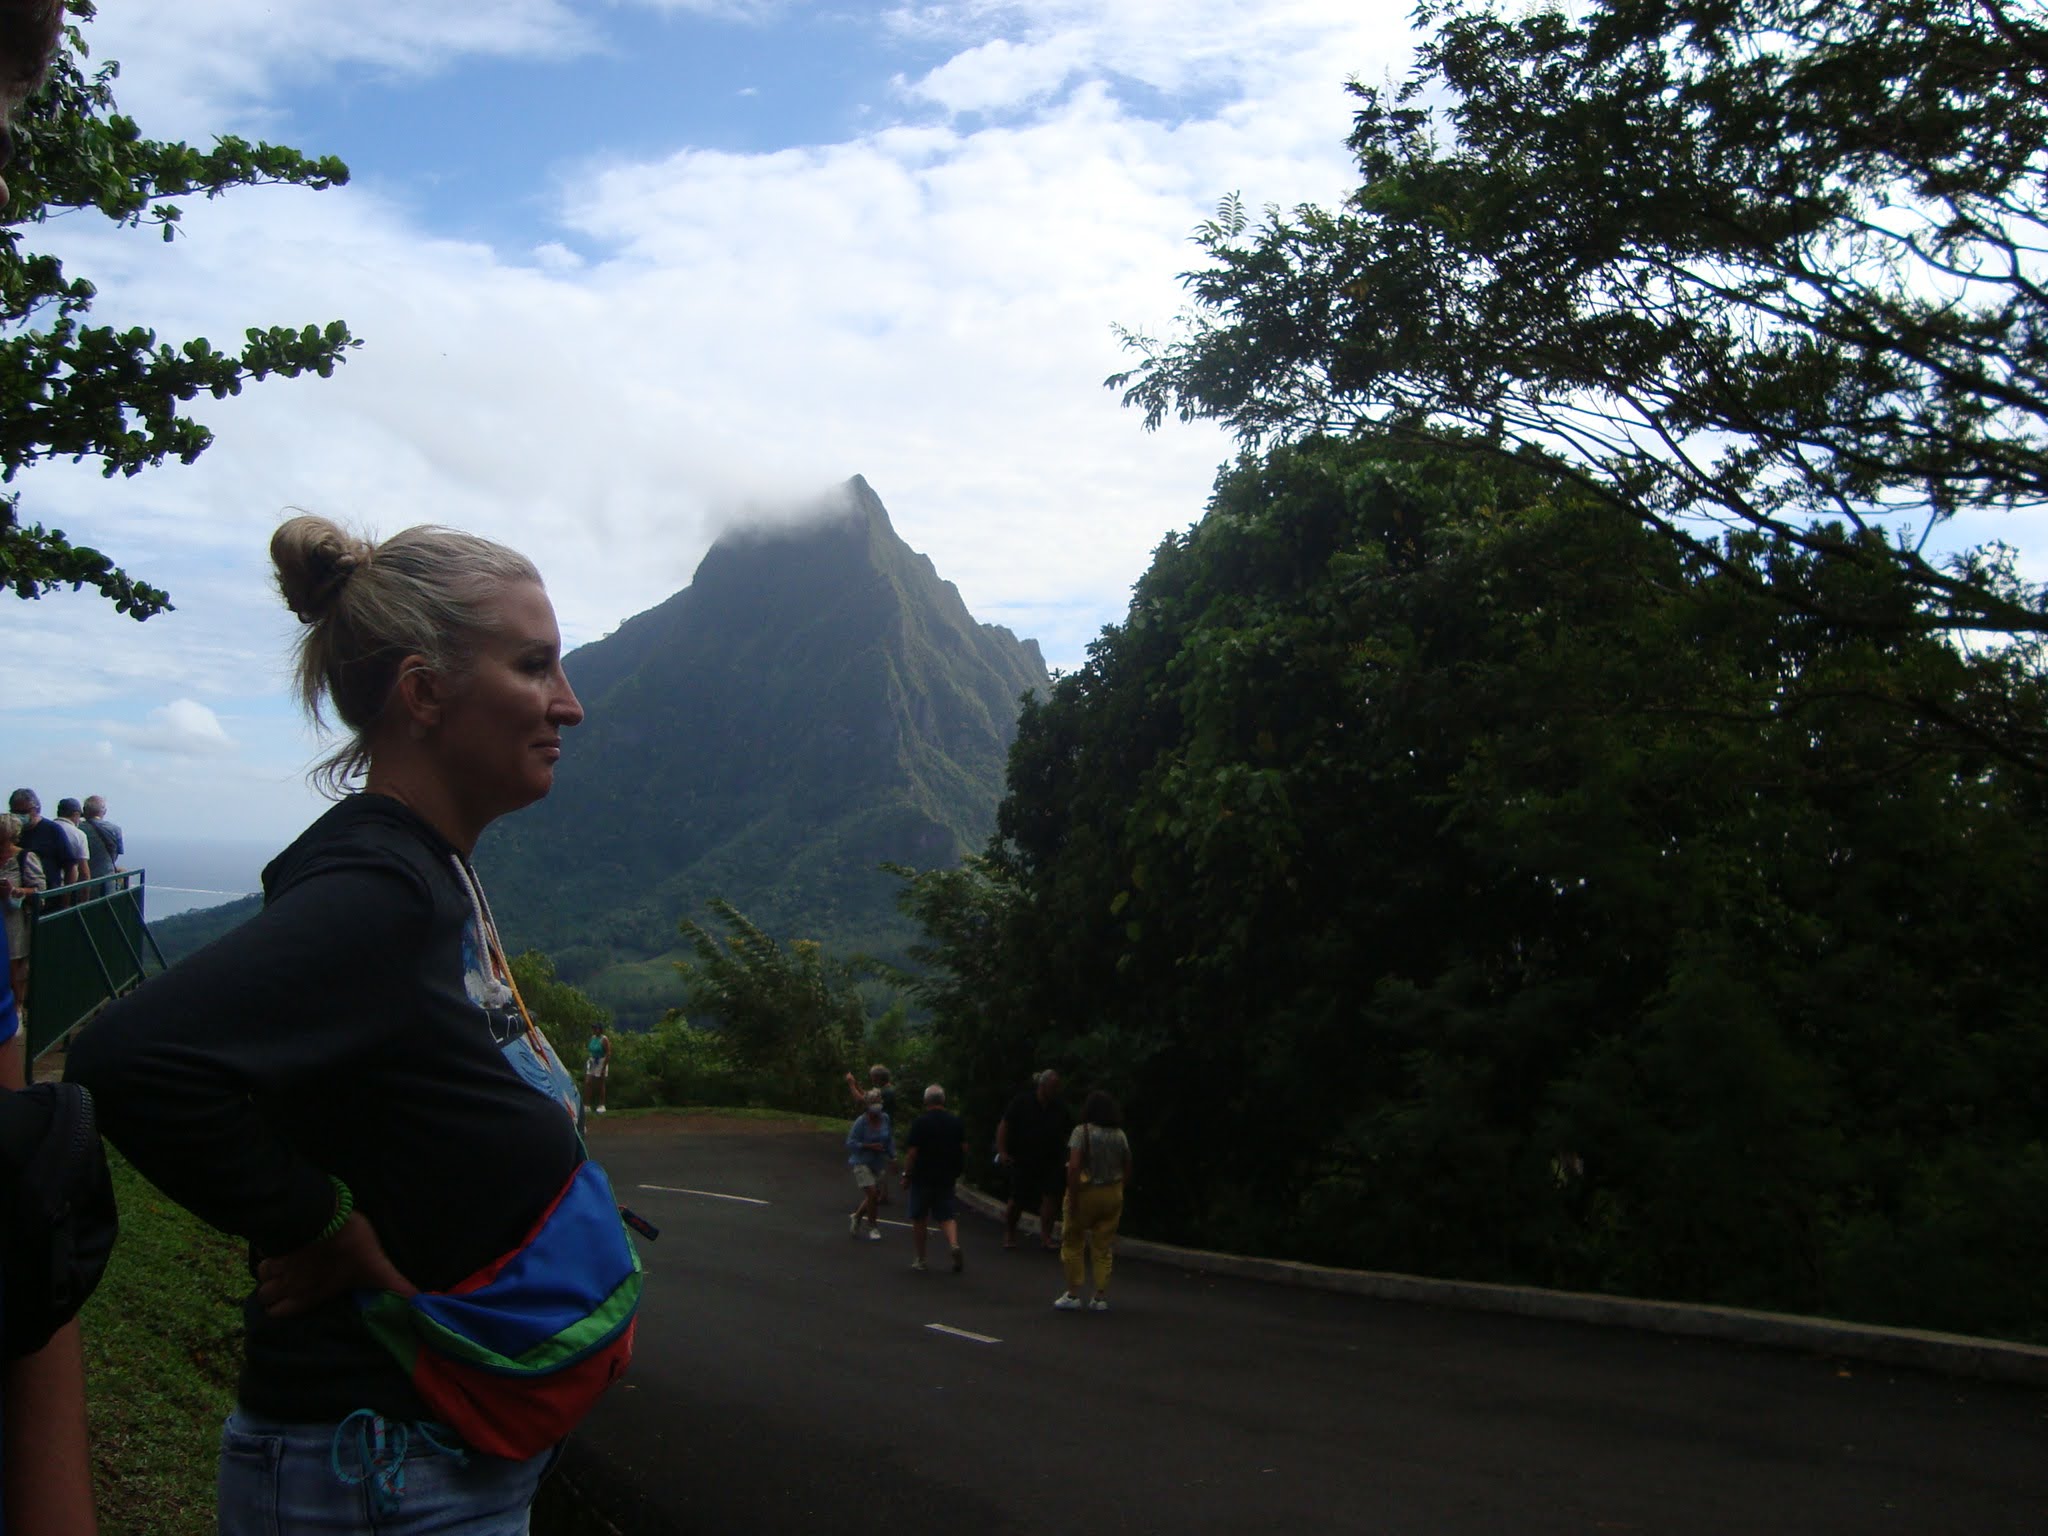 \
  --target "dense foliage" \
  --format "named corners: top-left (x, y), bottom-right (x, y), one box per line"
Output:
top-left (671, 899), bottom-right (873, 1115)
top-left (509, 948), bottom-right (748, 1111)
top-left (1111, 0), bottom-right (2048, 765)
top-left (907, 435), bottom-right (2048, 1339)
top-left (1, 0), bottom-right (354, 616)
